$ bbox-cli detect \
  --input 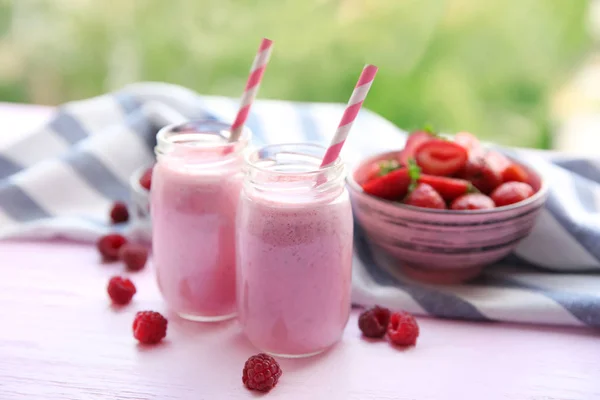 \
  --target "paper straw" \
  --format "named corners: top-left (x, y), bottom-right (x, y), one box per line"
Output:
top-left (229, 38), bottom-right (273, 142)
top-left (320, 64), bottom-right (378, 168)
